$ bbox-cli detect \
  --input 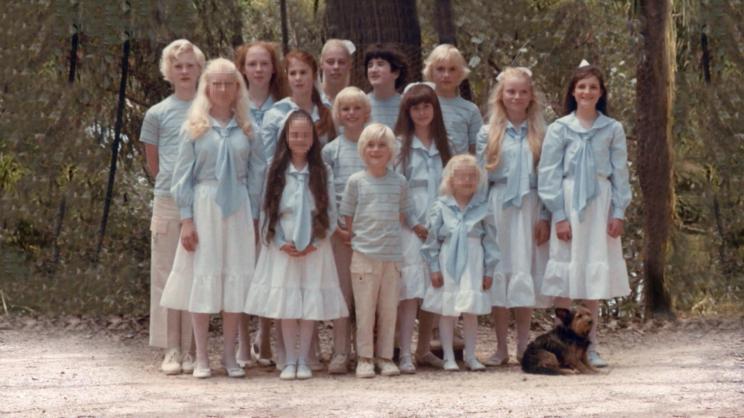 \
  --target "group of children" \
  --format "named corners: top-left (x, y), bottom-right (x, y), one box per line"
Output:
top-left (142, 38), bottom-right (631, 380)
